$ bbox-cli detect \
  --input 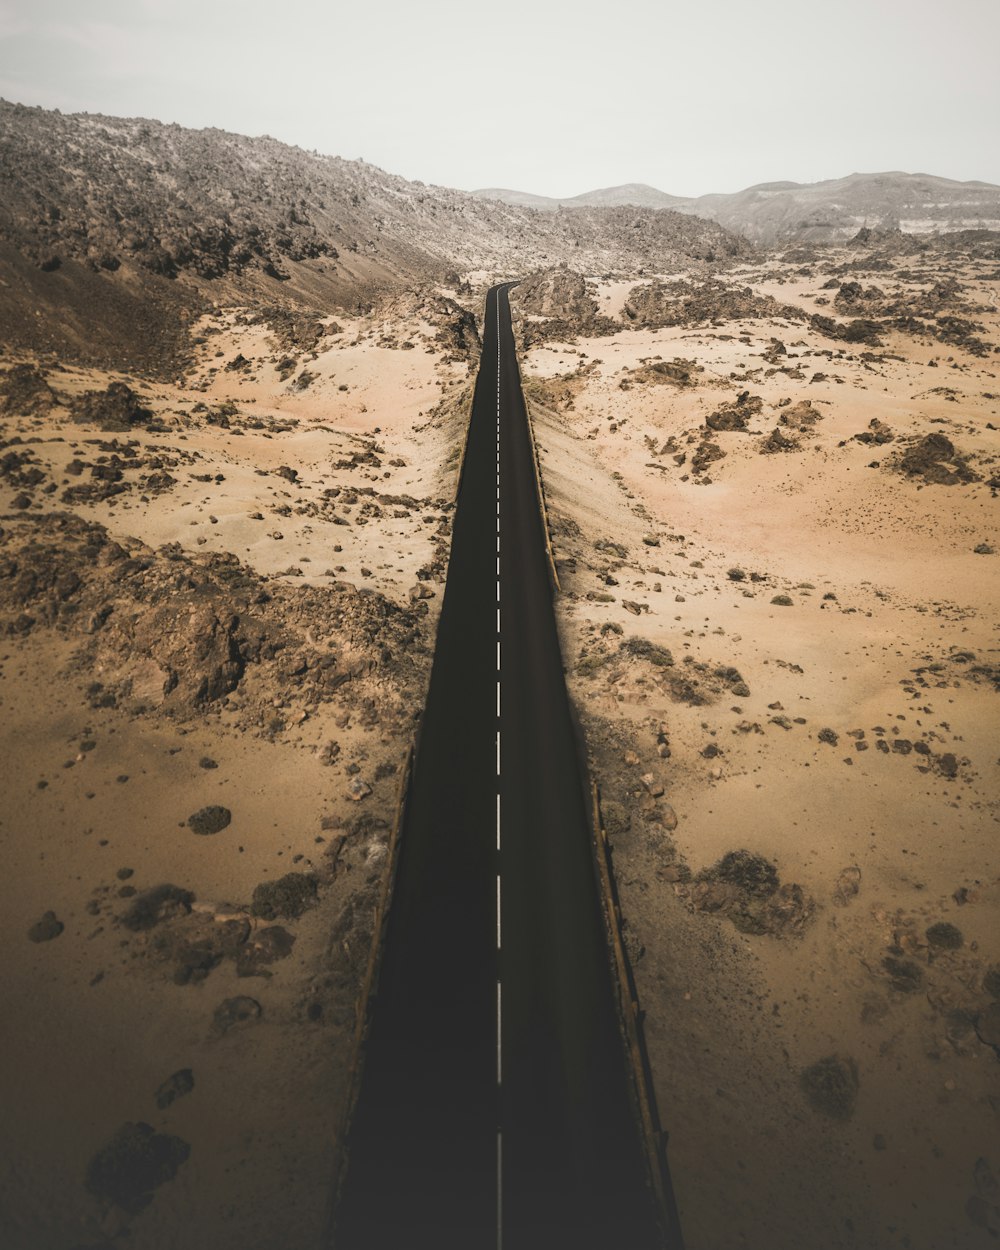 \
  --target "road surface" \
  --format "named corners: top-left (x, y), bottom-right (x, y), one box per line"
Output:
top-left (332, 285), bottom-right (674, 1250)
